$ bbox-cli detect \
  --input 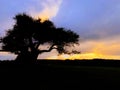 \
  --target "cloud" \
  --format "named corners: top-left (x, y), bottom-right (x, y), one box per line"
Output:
top-left (74, 35), bottom-right (120, 59)
top-left (46, 35), bottom-right (120, 60)
top-left (0, 0), bottom-right (63, 36)
top-left (30, 0), bottom-right (63, 21)
top-left (0, 0), bottom-right (120, 60)
top-left (80, 35), bottom-right (120, 56)
top-left (1, 36), bottom-right (120, 60)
